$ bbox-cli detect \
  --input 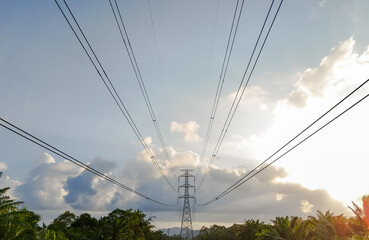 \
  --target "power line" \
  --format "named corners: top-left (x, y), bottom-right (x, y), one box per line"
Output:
top-left (146, 0), bottom-right (173, 165)
top-left (146, 0), bottom-right (164, 85)
top-left (198, 0), bottom-right (281, 190)
top-left (196, 0), bottom-right (220, 181)
top-left (199, 0), bottom-right (244, 175)
top-left (146, 0), bottom-right (179, 180)
top-left (198, 80), bottom-right (369, 206)
top-left (109, 0), bottom-right (172, 165)
top-left (198, 0), bottom-right (283, 190)
top-left (54, 0), bottom-right (177, 192)
top-left (0, 118), bottom-right (175, 207)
